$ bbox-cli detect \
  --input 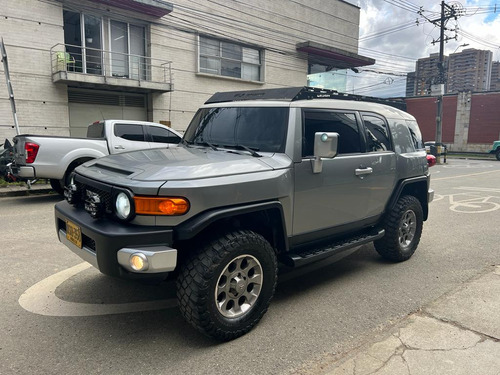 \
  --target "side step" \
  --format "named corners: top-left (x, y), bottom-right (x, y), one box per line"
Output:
top-left (282, 229), bottom-right (385, 268)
